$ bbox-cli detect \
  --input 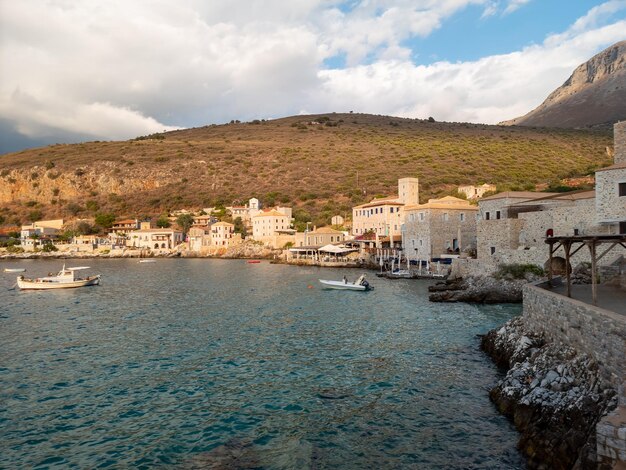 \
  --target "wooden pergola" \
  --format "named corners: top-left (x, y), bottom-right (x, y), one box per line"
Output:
top-left (546, 234), bottom-right (626, 305)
